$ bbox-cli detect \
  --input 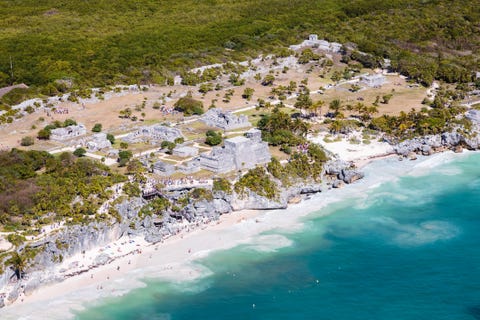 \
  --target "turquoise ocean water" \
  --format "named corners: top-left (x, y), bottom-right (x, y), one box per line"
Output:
top-left (75, 153), bottom-right (480, 320)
